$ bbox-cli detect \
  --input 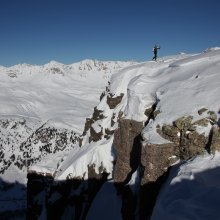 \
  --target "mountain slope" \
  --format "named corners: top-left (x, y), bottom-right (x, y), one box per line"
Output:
top-left (0, 59), bottom-right (136, 131)
top-left (49, 48), bottom-right (220, 181)
top-left (1, 48), bottom-right (220, 219)
top-left (27, 48), bottom-right (220, 220)
top-left (0, 60), bottom-right (135, 216)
